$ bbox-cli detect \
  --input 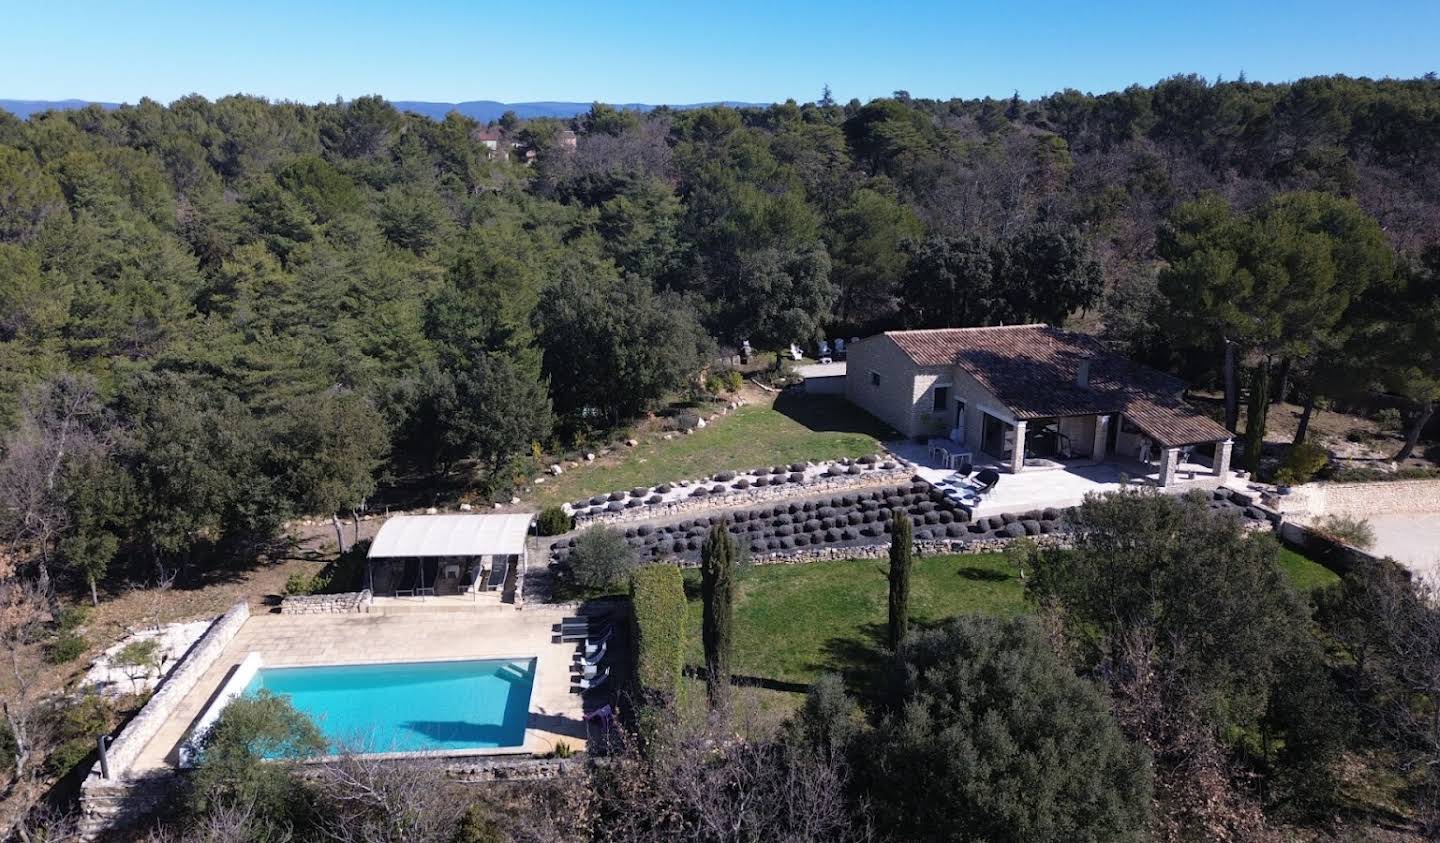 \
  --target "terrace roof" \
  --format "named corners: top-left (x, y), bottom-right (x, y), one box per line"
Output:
top-left (368, 514), bottom-right (533, 558)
